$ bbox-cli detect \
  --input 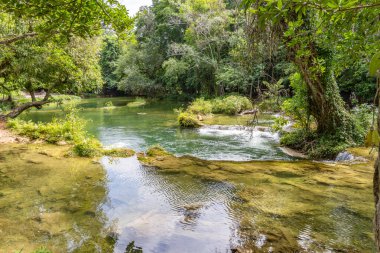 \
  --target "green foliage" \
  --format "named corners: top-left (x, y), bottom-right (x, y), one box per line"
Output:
top-left (259, 79), bottom-right (286, 112)
top-left (187, 98), bottom-right (213, 115)
top-left (282, 72), bottom-right (310, 129)
top-left (105, 101), bottom-right (114, 107)
top-left (280, 130), bottom-right (349, 159)
top-left (211, 95), bottom-right (253, 115)
top-left (73, 138), bottom-right (103, 158)
top-left (100, 36), bottom-right (122, 92)
top-left (369, 52), bottom-right (380, 77)
top-left (187, 95), bottom-right (253, 115)
top-left (0, 0), bottom-right (132, 44)
top-left (7, 104), bottom-right (102, 157)
top-left (272, 116), bottom-right (289, 132)
top-left (351, 104), bottom-right (373, 143)
top-left (178, 112), bottom-right (201, 128)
